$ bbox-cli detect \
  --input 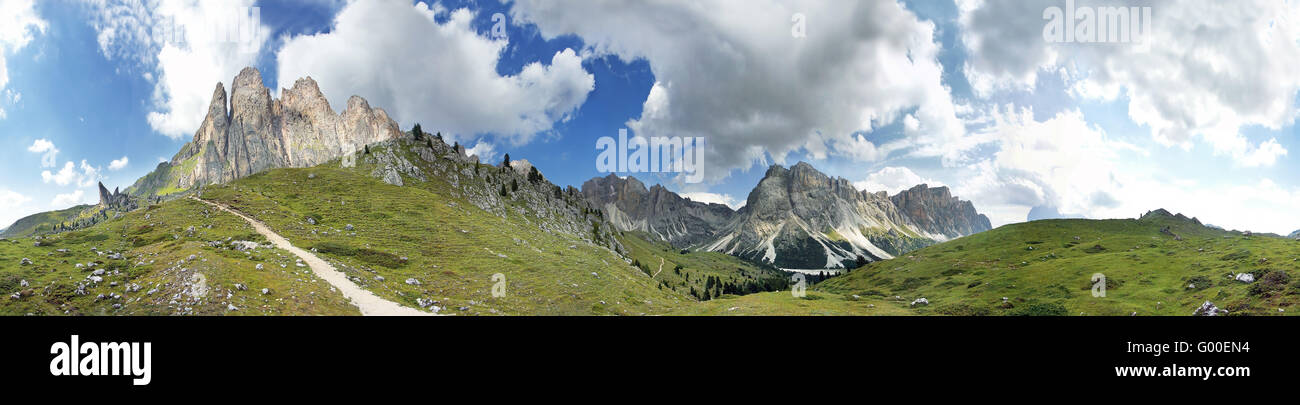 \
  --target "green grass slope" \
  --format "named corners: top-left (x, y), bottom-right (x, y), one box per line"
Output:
top-left (1, 204), bottom-right (93, 238)
top-left (0, 198), bottom-right (359, 315)
top-left (199, 138), bottom-right (693, 315)
top-left (810, 213), bottom-right (1300, 316)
